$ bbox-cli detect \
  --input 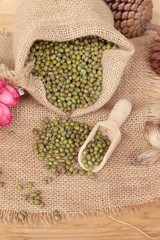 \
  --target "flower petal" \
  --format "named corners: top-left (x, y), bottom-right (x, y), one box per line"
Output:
top-left (5, 84), bottom-right (20, 107)
top-left (5, 84), bottom-right (20, 99)
top-left (0, 102), bottom-right (12, 126)
top-left (0, 78), bottom-right (6, 89)
top-left (0, 88), bottom-right (15, 107)
top-left (0, 84), bottom-right (20, 107)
